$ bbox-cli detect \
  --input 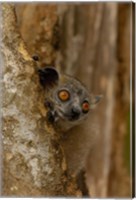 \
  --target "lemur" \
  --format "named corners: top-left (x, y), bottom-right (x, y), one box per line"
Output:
top-left (36, 62), bottom-right (102, 195)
